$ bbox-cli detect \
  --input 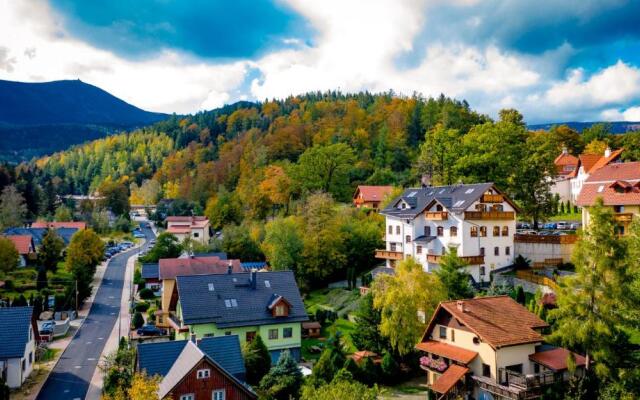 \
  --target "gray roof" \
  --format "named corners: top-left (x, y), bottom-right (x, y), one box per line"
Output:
top-left (141, 263), bottom-right (159, 279)
top-left (2, 227), bottom-right (78, 246)
top-left (198, 336), bottom-right (246, 379)
top-left (0, 307), bottom-right (33, 359)
top-left (138, 340), bottom-right (187, 377)
top-left (177, 271), bottom-right (308, 328)
top-left (194, 252), bottom-right (227, 259)
top-left (380, 183), bottom-right (495, 219)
